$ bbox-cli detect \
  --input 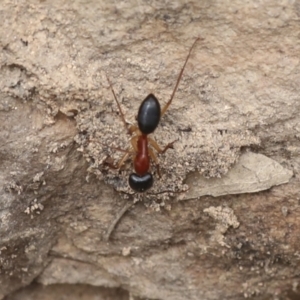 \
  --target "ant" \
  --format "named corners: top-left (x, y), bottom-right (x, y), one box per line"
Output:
top-left (105, 38), bottom-right (200, 193)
